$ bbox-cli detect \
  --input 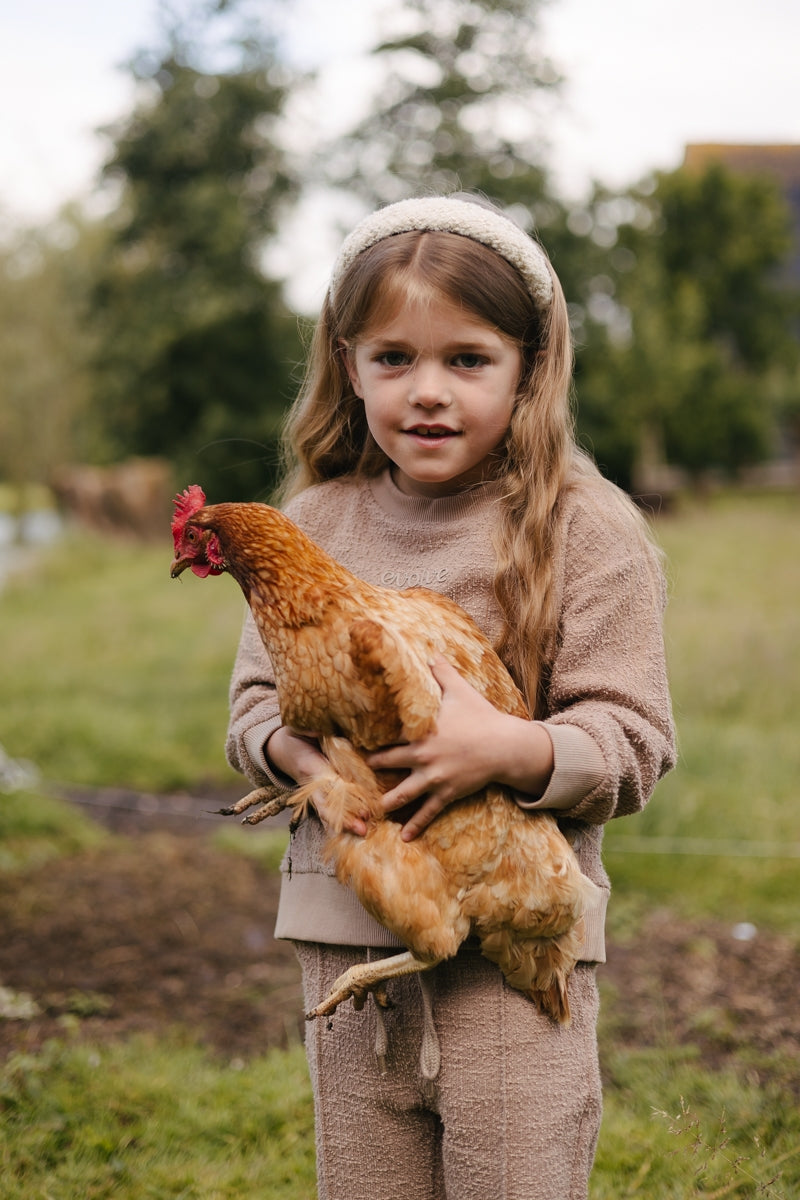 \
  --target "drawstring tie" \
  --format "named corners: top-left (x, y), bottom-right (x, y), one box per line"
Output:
top-left (417, 971), bottom-right (441, 1085)
top-left (369, 959), bottom-right (441, 1088)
